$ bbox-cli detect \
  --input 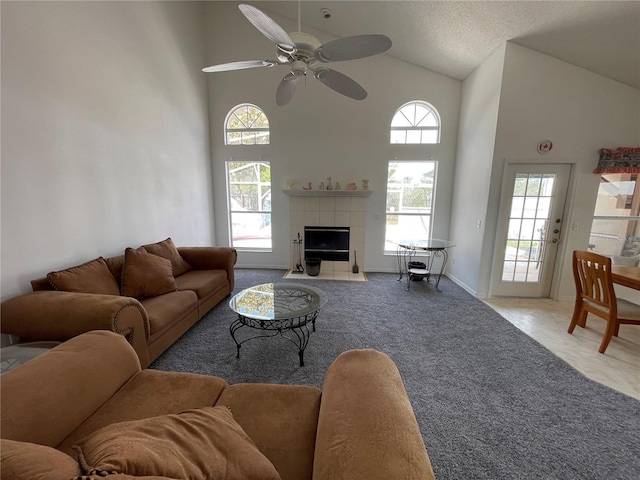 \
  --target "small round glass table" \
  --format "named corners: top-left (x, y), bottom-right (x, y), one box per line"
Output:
top-left (394, 239), bottom-right (456, 291)
top-left (228, 283), bottom-right (327, 366)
